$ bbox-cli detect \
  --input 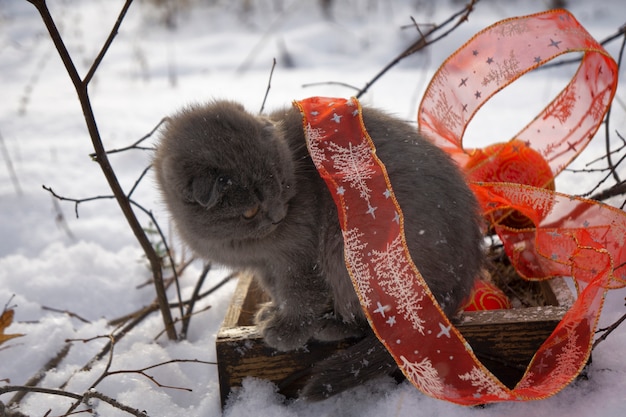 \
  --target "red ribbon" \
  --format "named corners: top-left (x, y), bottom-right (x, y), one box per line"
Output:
top-left (297, 9), bottom-right (623, 405)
